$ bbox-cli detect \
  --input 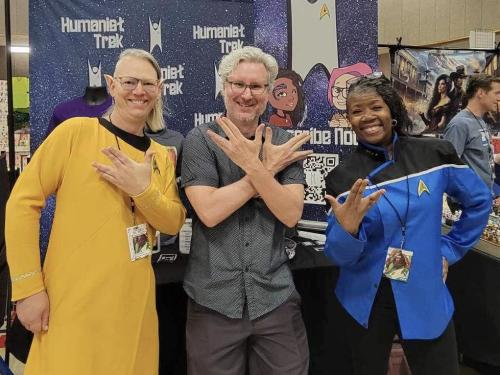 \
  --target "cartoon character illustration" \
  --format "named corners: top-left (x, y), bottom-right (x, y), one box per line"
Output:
top-left (289, 0), bottom-right (338, 79)
top-left (268, 69), bottom-right (306, 128)
top-left (327, 62), bottom-right (373, 127)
